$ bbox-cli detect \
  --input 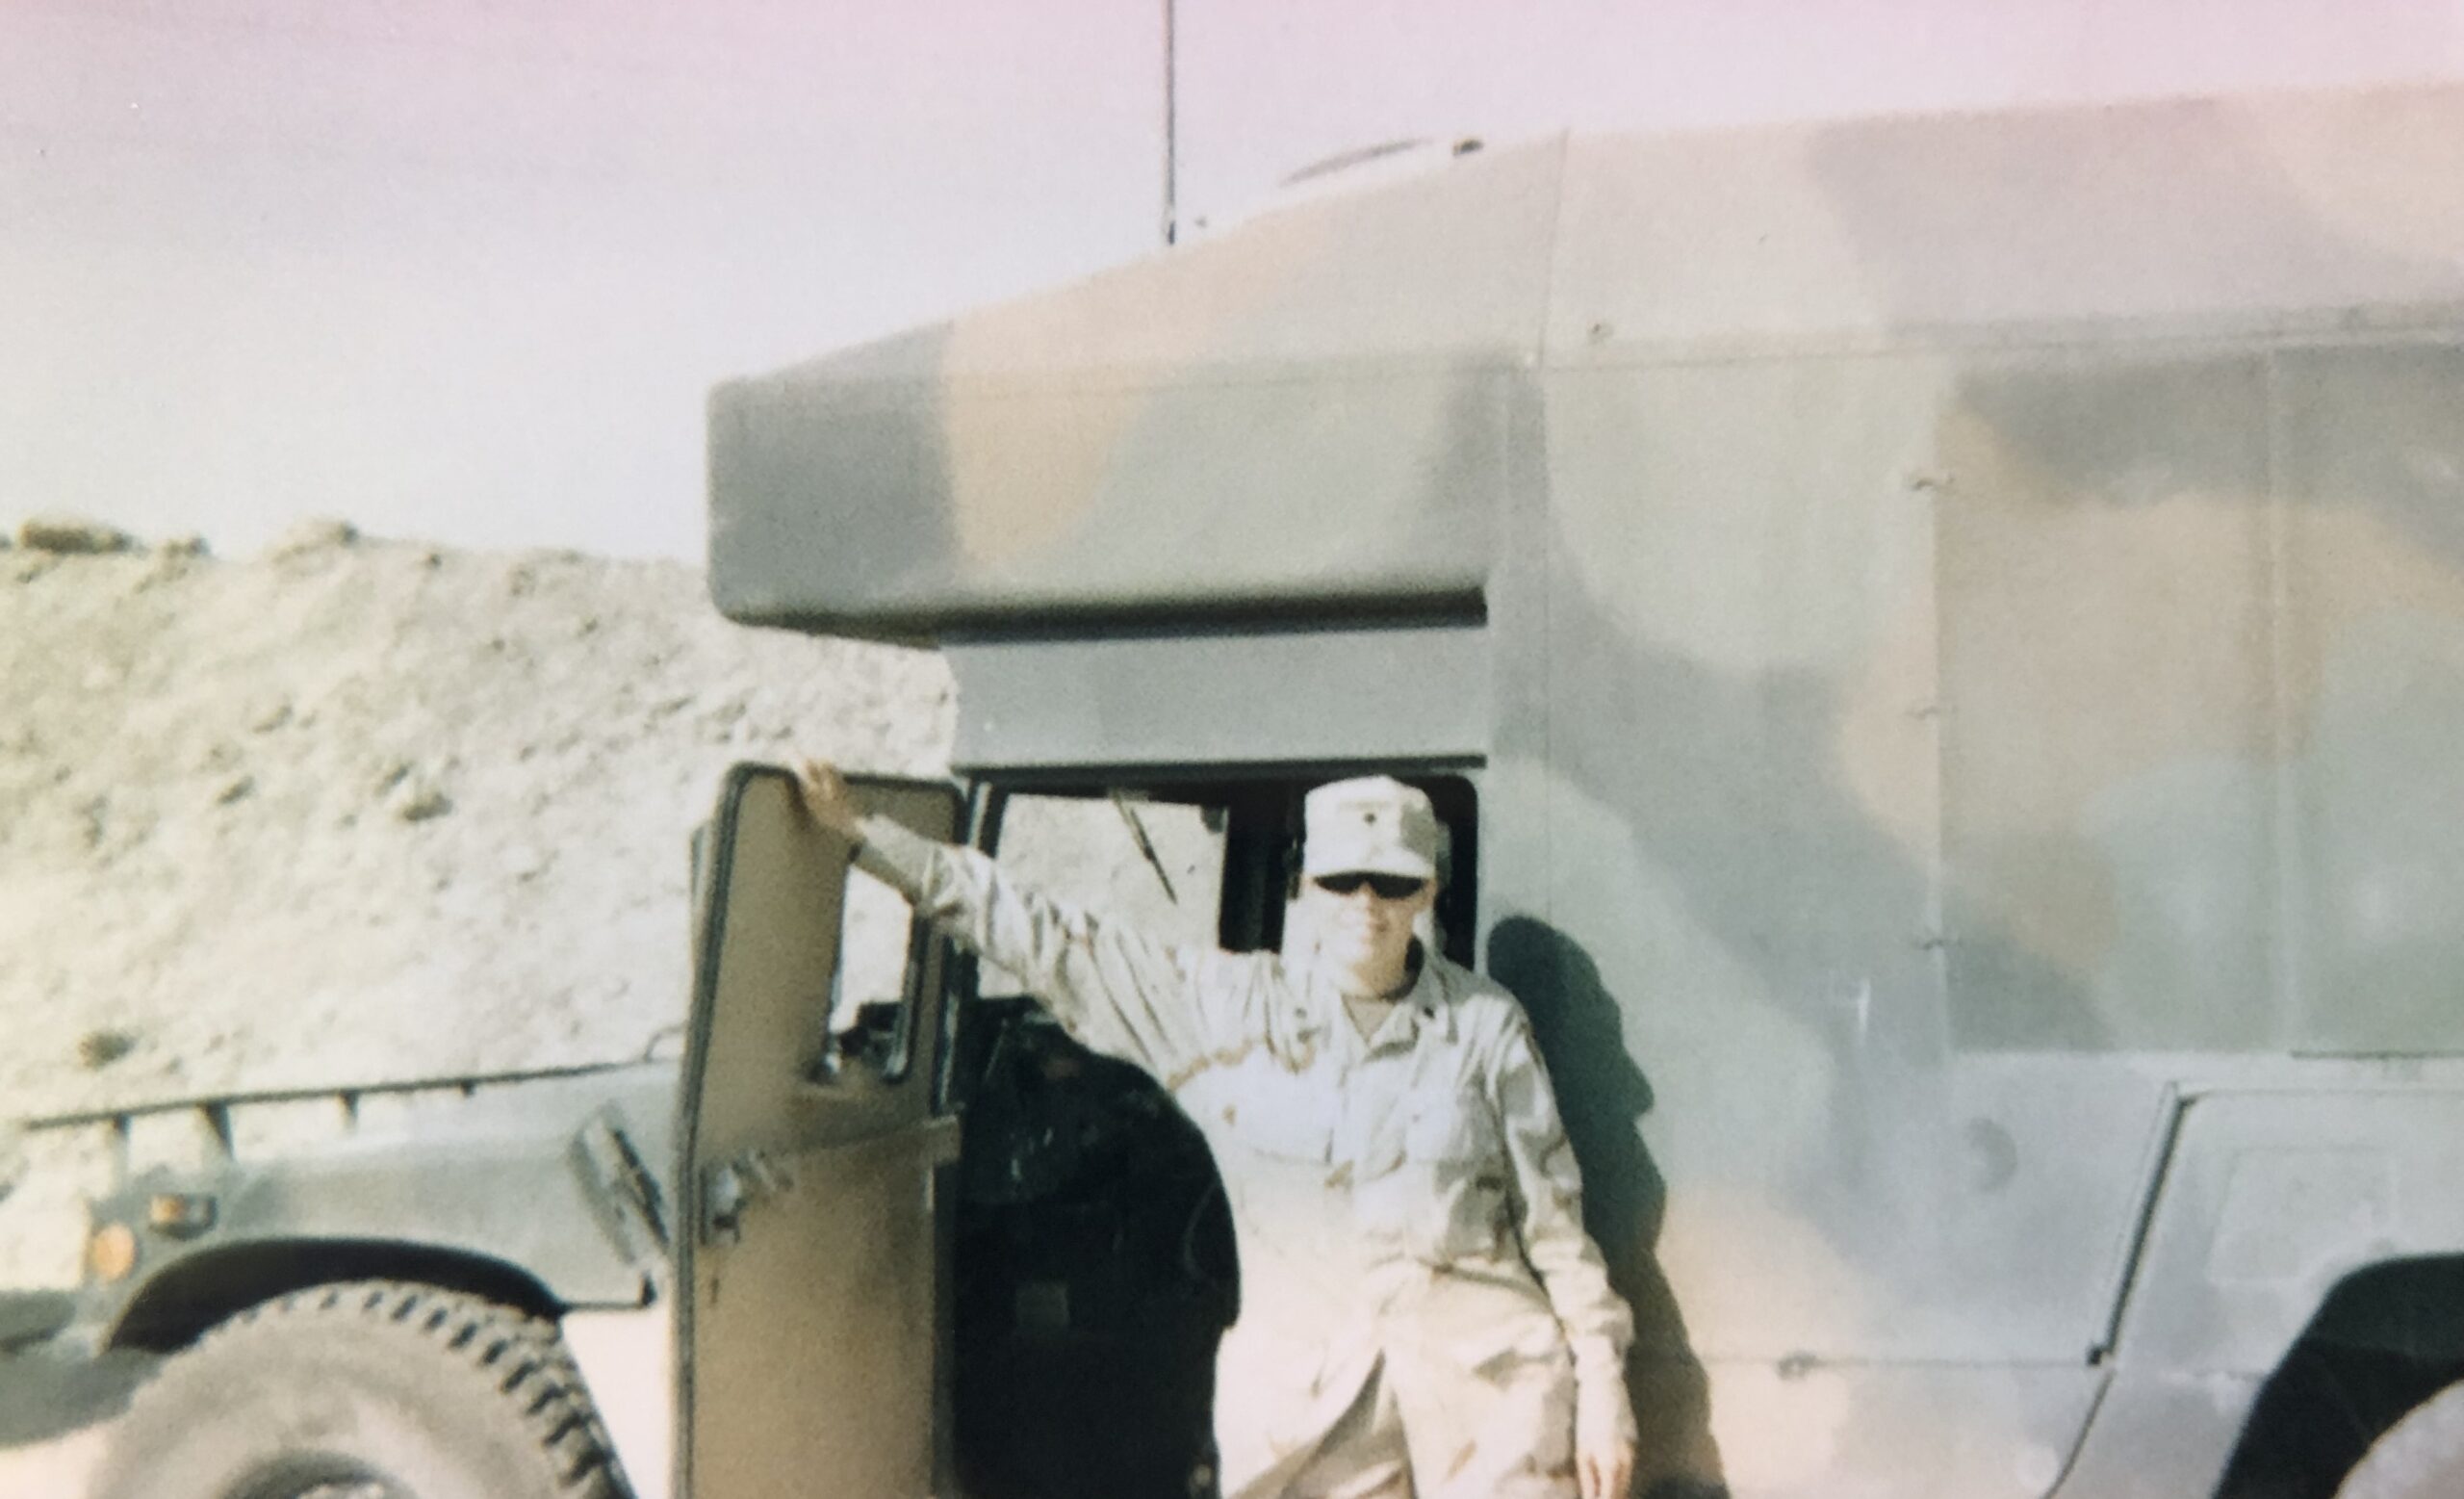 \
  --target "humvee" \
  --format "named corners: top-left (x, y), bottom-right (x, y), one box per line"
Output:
top-left (19, 79), bottom-right (2464, 1499)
